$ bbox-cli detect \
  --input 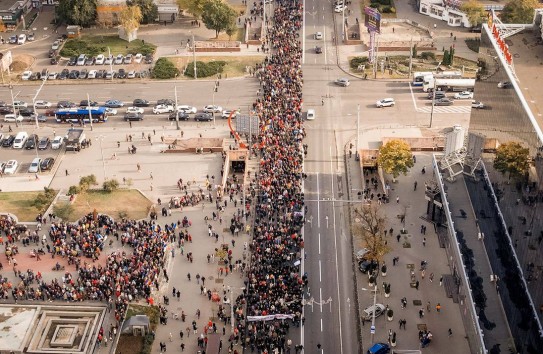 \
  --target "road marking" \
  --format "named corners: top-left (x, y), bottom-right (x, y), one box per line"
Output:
top-left (319, 287), bottom-right (323, 313)
top-left (319, 259), bottom-right (322, 282)
top-left (416, 106), bottom-right (471, 114)
top-left (321, 318), bottom-right (323, 332)
top-left (318, 233), bottom-right (321, 255)
top-left (408, 82), bottom-right (418, 111)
